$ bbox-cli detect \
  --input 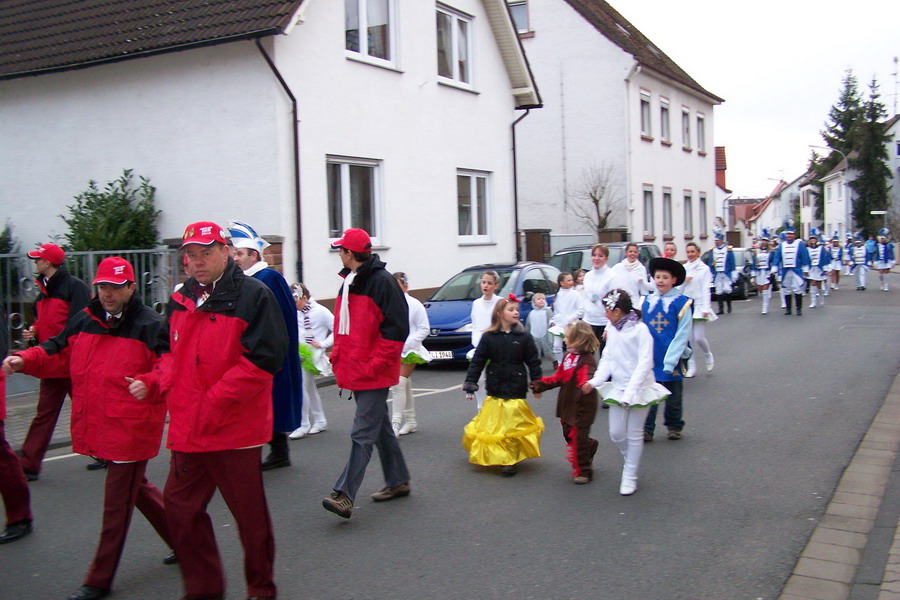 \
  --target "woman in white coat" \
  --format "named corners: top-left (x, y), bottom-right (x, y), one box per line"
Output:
top-left (289, 283), bottom-right (334, 439)
top-left (610, 243), bottom-right (653, 303)
top-left (681, 242), bottom-right (715, 376)
top-left (391, 272), bottom-right (432, 436)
